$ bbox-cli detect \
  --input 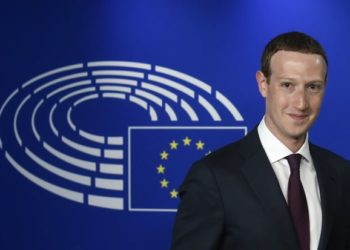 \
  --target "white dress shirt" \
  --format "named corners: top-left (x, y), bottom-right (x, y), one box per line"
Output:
top-left (257, 118), bottom-right (322, 250)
